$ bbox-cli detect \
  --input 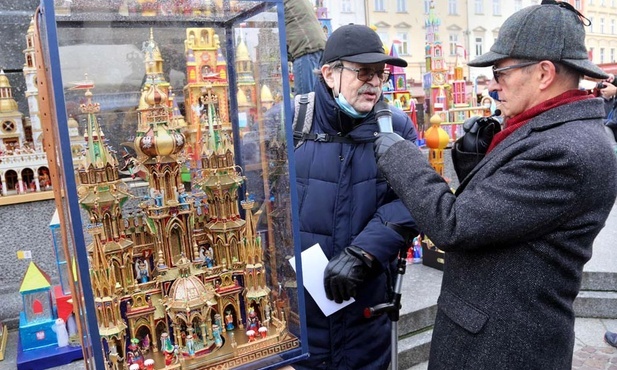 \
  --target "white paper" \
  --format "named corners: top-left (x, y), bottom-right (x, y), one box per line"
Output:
top-left (289, 243), bottom-right (355, 317)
